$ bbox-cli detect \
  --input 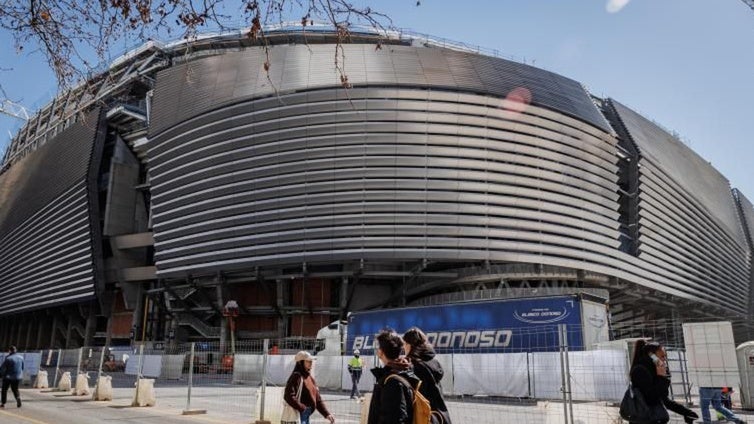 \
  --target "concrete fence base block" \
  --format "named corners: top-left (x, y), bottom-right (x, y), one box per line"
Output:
top-left (182, 409), bottom-right (207, 415)
top-left (131, 379), bottom-right (156, 407)
top-left (253, 420), bottom-right (272, 424)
